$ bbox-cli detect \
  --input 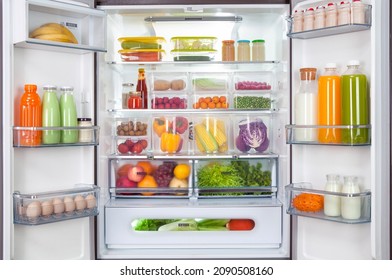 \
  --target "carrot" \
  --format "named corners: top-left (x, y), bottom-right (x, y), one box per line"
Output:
top-left (226, 219), bottom-right (255, 231)
top-left (292, 193), bottom-right (324, 212)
